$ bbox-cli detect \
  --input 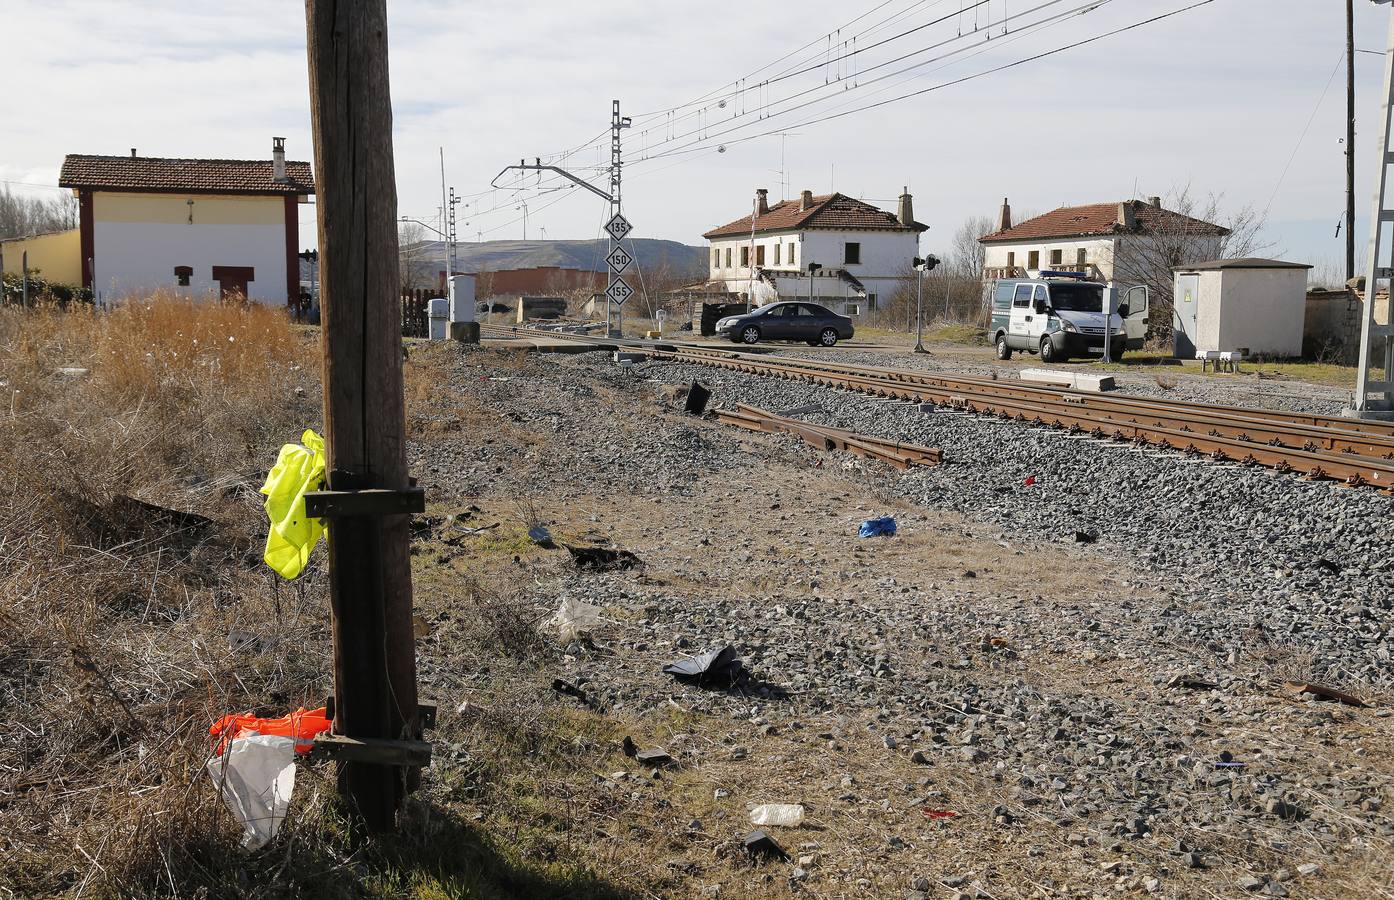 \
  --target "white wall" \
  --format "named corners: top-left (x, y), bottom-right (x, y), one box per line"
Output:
top-left (93, 220), bottom-right (288, 303)
top-left (982, 237), bottom-right (1117, 277)
top-left (1192, 270), bottom-right (1226, 351)
top-left (708, 231), bottom-right (803, 284)
top-left (708, 227), bottom-right (917, 312)
top-left (1214, 268), bottom-right (1307, 357)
